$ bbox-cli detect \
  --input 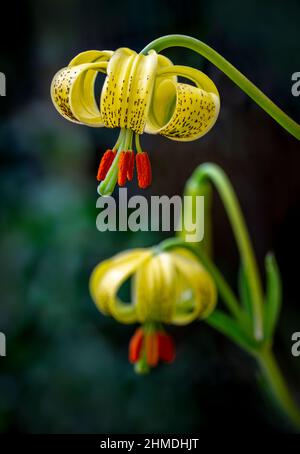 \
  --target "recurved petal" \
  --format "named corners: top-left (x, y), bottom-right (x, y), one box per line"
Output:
top-left (100, 48), bottom-right (158, 133)
top-left (134, 252), bottom-right (177, 323)
top-left (170, 248), bottom-right (217, 324)
top-left (68, 50), bottom-right (113, 67)
top-left (89, 249), bottom-right (152, 324)
top-left (51, 66), bottom-right (83, 124)
top-left (146, 65), bottom-right (220, 141)
top-left (145, 54), bottom-right (177, 131)
top-left (51, 61), bottom-right (107, 126)
top-left (51, 50), bottom-right (113, 127)
top-left (146, 81), bottom-right (219, 141)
